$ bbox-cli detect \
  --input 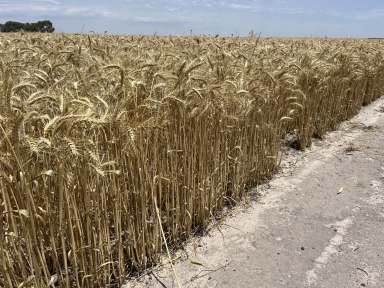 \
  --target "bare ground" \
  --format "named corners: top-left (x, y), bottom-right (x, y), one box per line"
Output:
top-left (124, 97), bottom-right (384, 288)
